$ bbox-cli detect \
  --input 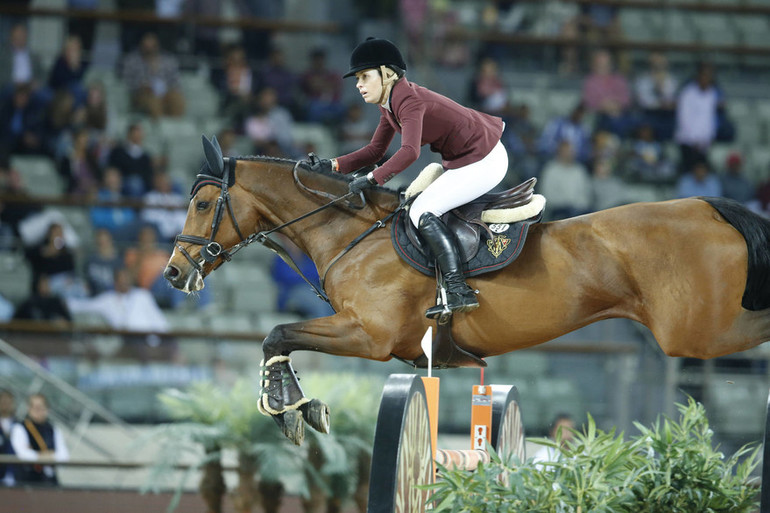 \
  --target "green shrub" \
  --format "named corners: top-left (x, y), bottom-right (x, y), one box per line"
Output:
top-left (428, 398), bottom-right (760, 513)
